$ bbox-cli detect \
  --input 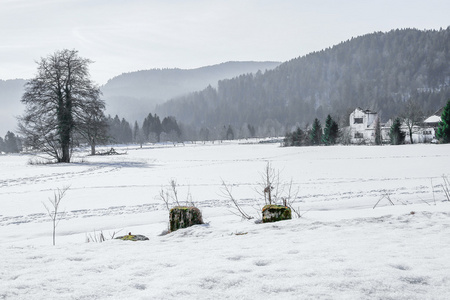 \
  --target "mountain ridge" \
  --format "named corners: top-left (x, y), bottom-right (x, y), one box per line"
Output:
top-left (156, 27), bottom-right (450, 136)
